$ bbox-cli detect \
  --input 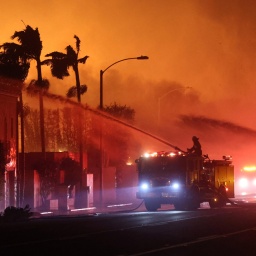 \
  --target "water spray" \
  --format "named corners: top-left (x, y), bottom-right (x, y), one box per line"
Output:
top-left (39, 90), bottom-right (186, 153)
